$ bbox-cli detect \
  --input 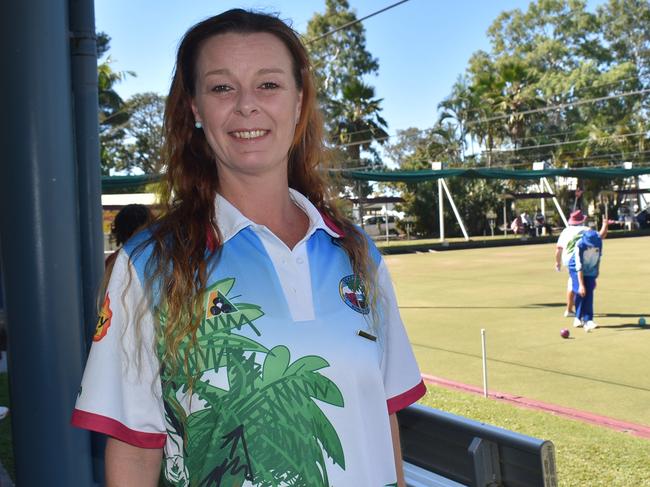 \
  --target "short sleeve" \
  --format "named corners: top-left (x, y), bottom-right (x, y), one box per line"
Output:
top-left (377, 259), bottom-right (426, 414)
top-left (71, 250), bottom-right (166, 448)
